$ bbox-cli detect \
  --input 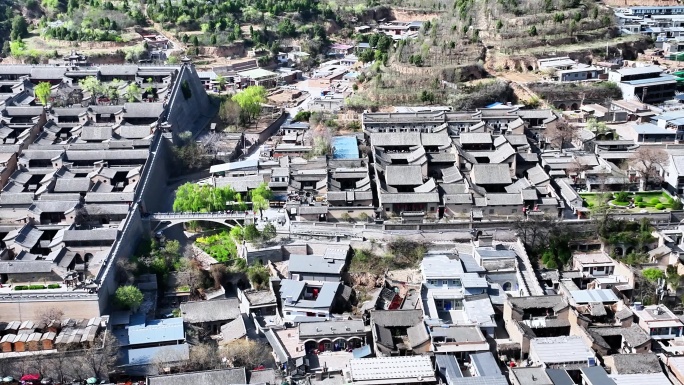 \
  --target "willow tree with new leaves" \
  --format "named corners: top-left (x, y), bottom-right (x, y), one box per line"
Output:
top-left (35, 82), bottom-right (52, 106)
top-left (249, 182), bottom-right (272, 219)
top-left (232, 85), bottom-right (267, 123)
top-left (173, 183), bottom-right (245, 212)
